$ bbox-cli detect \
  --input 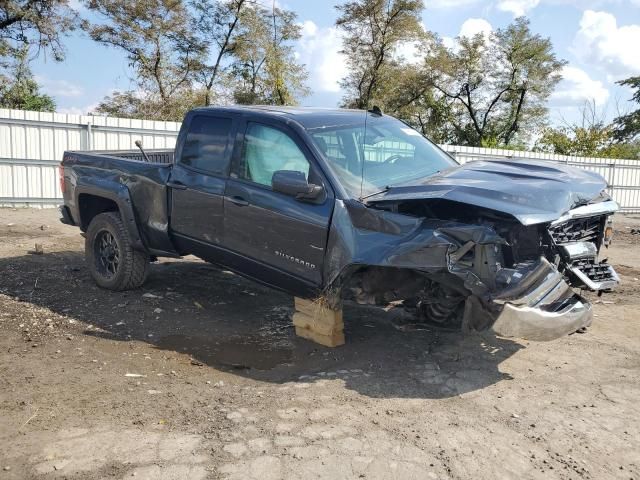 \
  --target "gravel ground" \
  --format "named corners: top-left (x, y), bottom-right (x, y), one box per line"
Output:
top-left (0, 207), bottom-right (639, 480)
